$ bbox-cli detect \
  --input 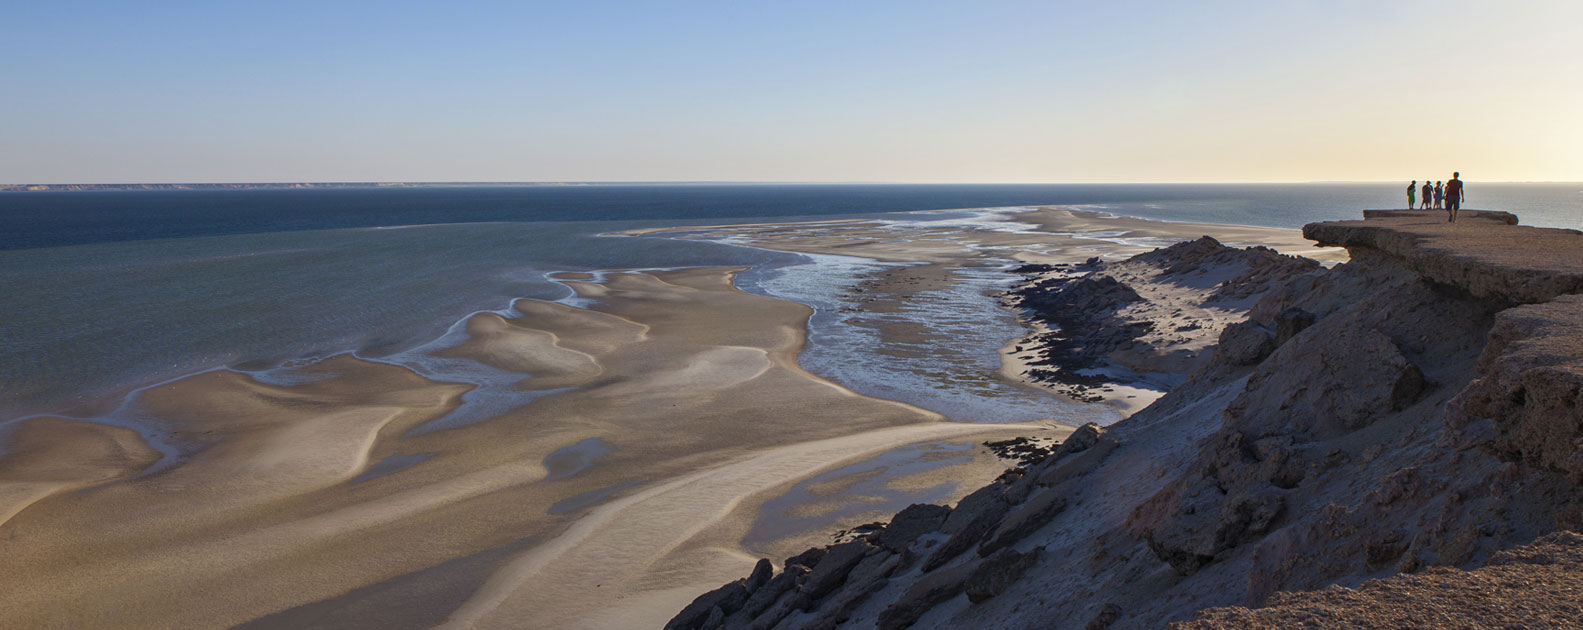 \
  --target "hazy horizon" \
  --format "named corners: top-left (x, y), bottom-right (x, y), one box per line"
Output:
top-left (7, 179), bottom-right (1582, 187)
top-left (5, 1), bottom-right (1579, 184)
